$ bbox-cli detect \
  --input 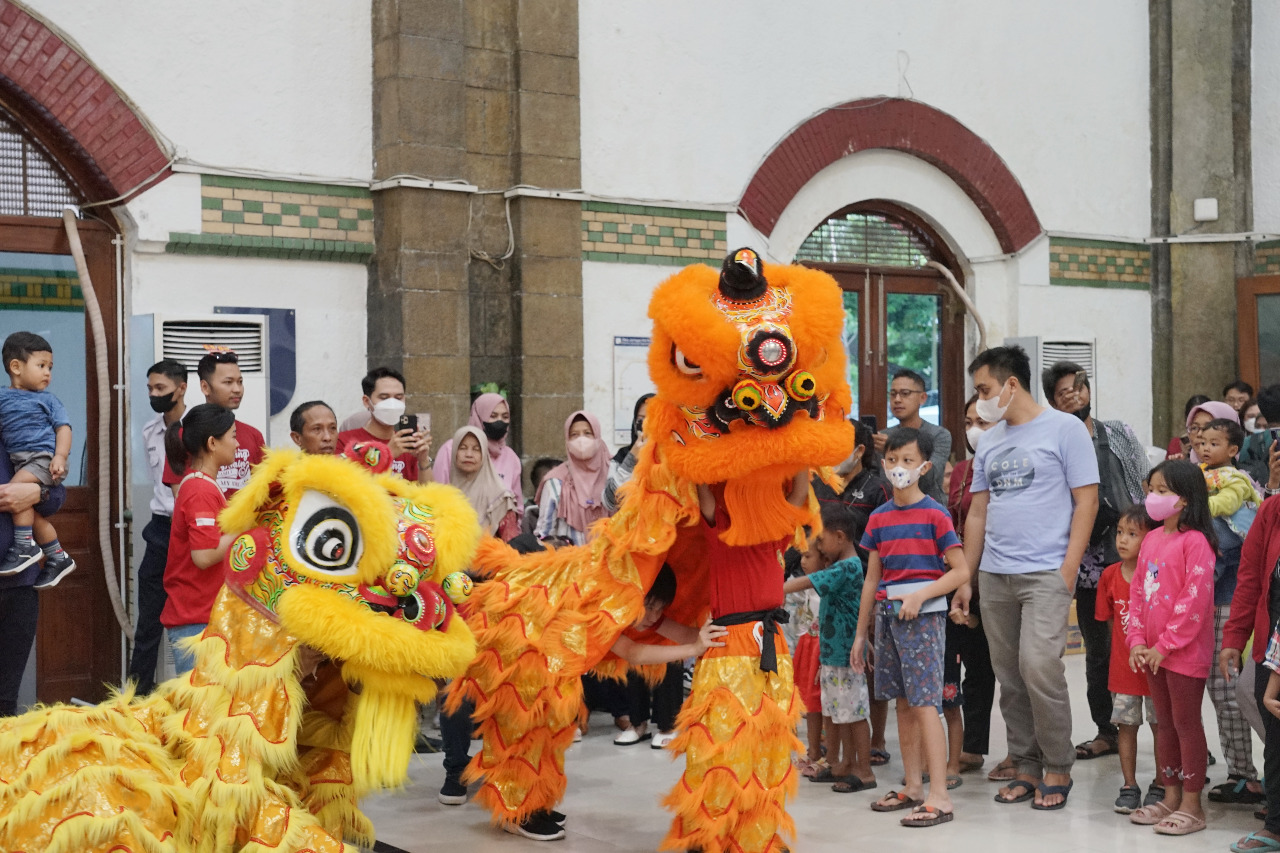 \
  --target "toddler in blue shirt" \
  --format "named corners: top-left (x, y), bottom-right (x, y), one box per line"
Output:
top-left (0, 332), bottom-right (75, 587)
